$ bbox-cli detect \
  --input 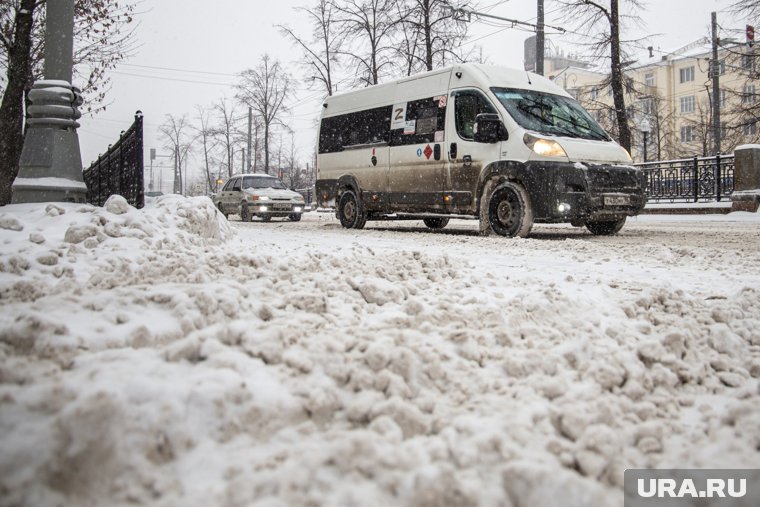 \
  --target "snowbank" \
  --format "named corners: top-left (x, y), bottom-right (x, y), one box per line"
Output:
top-left (1, 196), bottom-right (758, 507)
